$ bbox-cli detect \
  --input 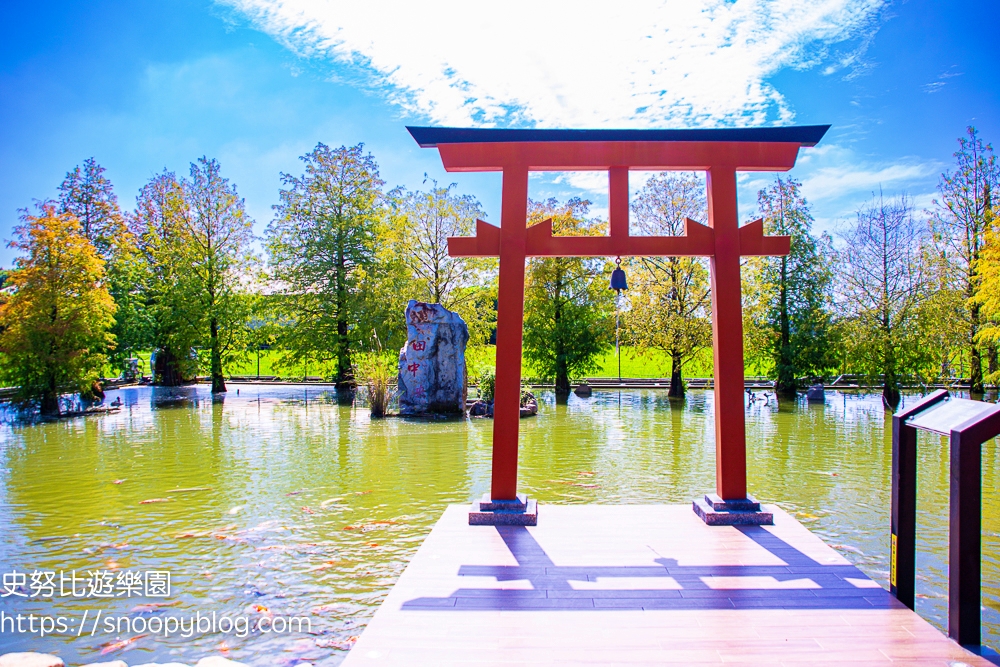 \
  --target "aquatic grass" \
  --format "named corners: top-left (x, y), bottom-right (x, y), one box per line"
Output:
top-left (355, 334), bottom-right (398, 417)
